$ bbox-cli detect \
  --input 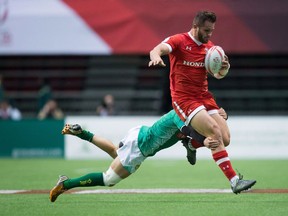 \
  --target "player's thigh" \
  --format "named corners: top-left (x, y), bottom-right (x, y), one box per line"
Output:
top-left (190, 109), bottom-right (220, 137)
top-left (211, 113), bottom-right (230, 146)
top-left (110, 157), bottom-right (131, 179)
